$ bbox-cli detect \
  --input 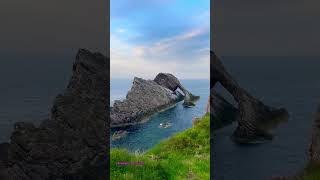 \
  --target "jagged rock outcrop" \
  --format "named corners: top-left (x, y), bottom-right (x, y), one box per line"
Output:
top-left (111, 73), bottom-right (199, 127)
top-left (0, 49), bottom-right (109, 179)
top-left (211, 51), bottom-right (288, 143)
top-left (111, 77), bottom-right (180, 127)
